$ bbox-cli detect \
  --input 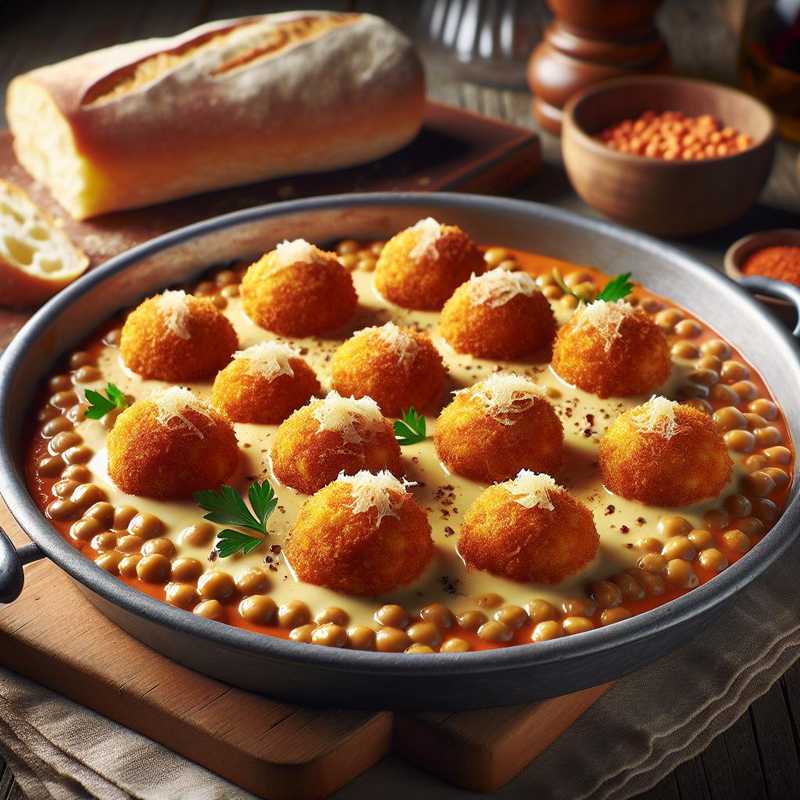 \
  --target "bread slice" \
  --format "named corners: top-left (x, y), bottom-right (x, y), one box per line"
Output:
top-left (6, 12), bottom-right (425, 220)
top-left (0, 180), bottom-right (88, 307)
